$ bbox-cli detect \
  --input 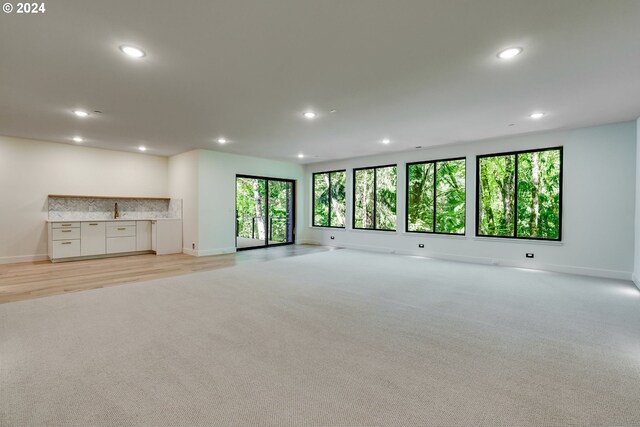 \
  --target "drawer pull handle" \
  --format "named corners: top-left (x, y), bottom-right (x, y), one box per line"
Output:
top-left (61, 224), bottom-right (72, 226)
top-left (89, 223), bottom-right (98, 226)
top-left (61, 242), bottom-right (72, 245)
top-left (61, 230), bottom-right (71, 233)
top-left (117, 227), bottom-right (126, 230)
